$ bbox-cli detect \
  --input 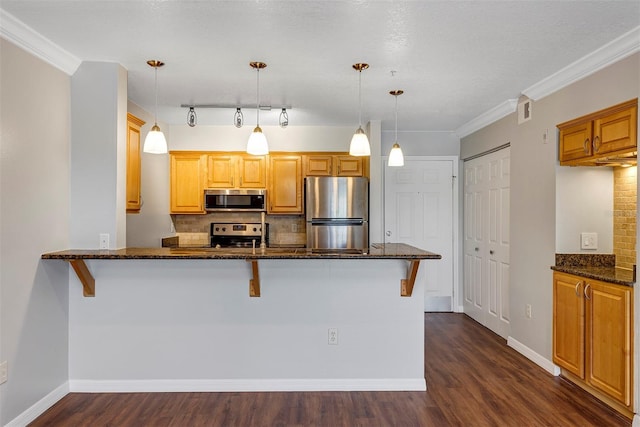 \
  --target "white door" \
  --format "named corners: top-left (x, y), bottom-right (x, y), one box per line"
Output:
top-left (384, 158), bottom-right (455, 311)
top-left (463, 147), bottom-right (510, 338)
